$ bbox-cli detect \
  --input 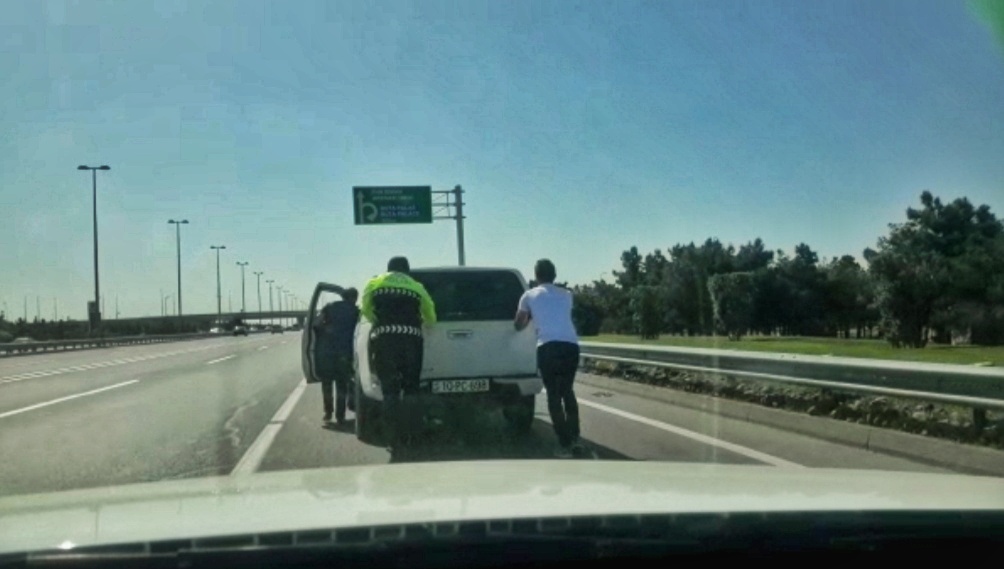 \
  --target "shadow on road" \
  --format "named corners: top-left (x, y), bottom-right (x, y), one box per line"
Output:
top-left (321, 419), bottom-right (356, 433)
top-left (318, 401), bottom-right (633, 464)
top-left (389, 417), bottom-right (633, 464)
